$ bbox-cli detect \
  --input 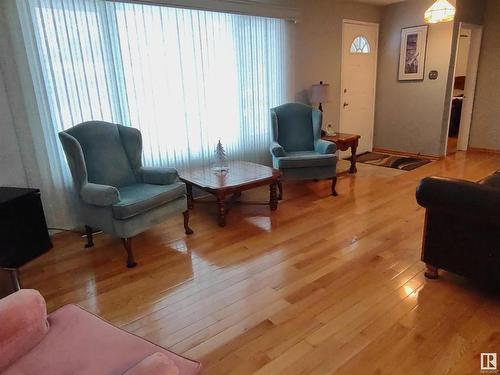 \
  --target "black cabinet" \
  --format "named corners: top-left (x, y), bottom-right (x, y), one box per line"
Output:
top-left (0, 187), bottom-right (52, 268)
